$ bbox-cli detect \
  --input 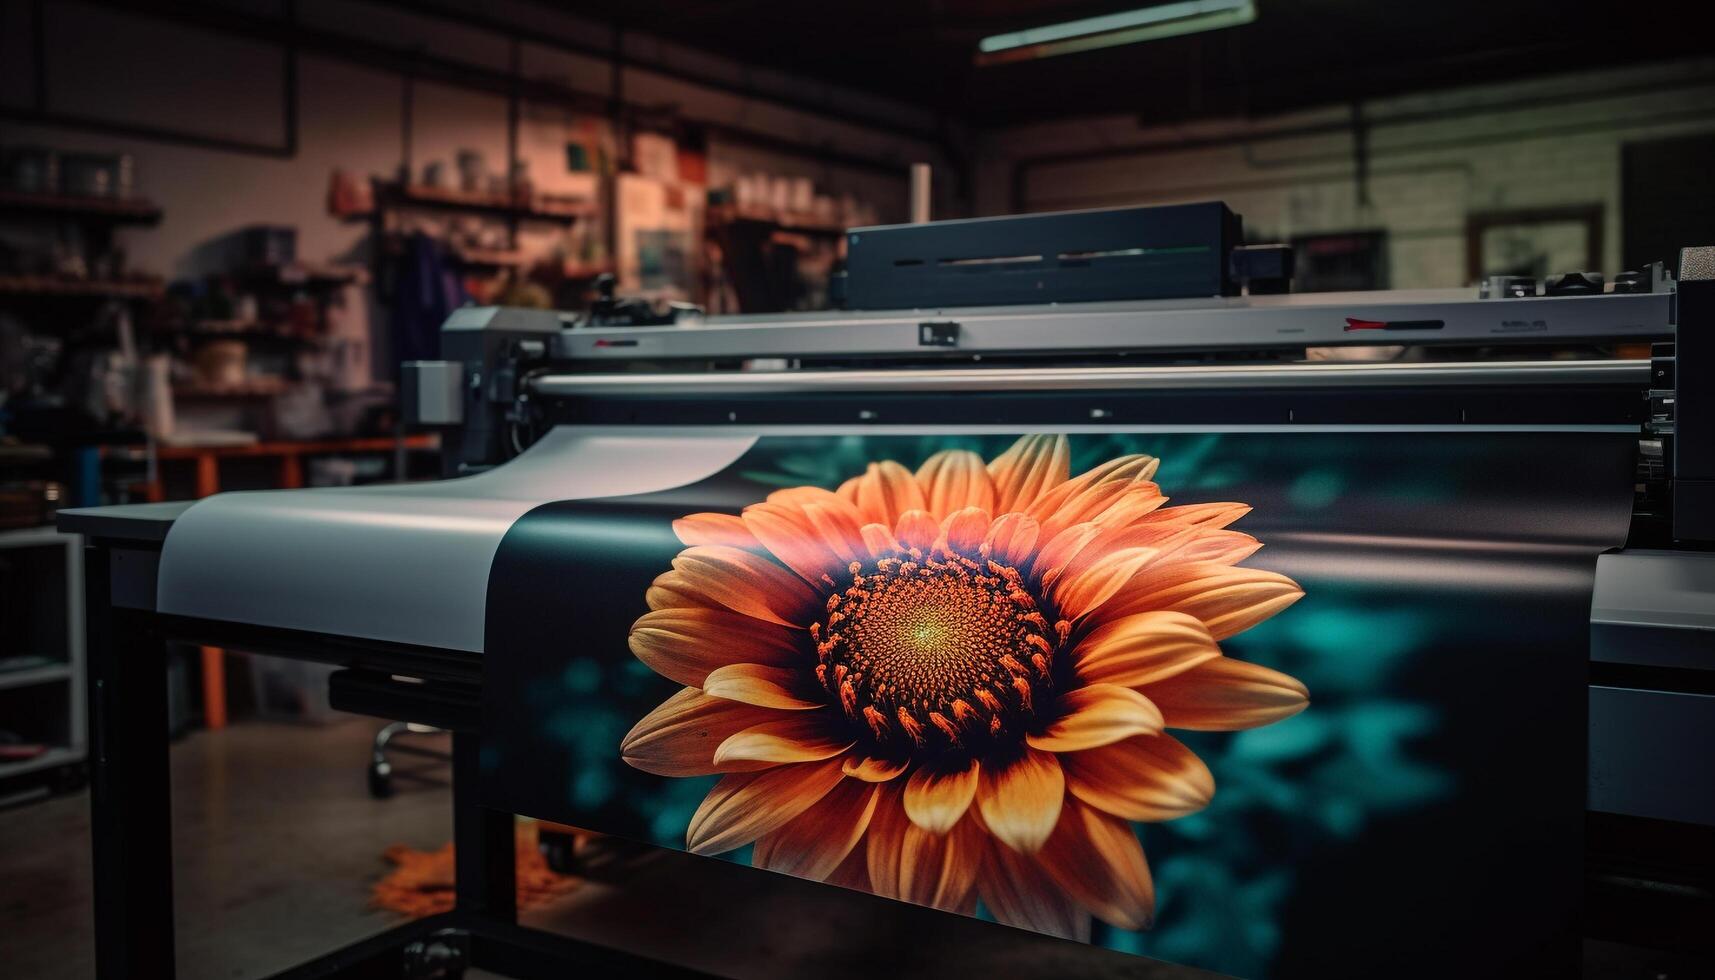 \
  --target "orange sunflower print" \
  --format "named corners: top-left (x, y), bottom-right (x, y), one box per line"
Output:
top-left (620, 434), bottom-right (1308, 940)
